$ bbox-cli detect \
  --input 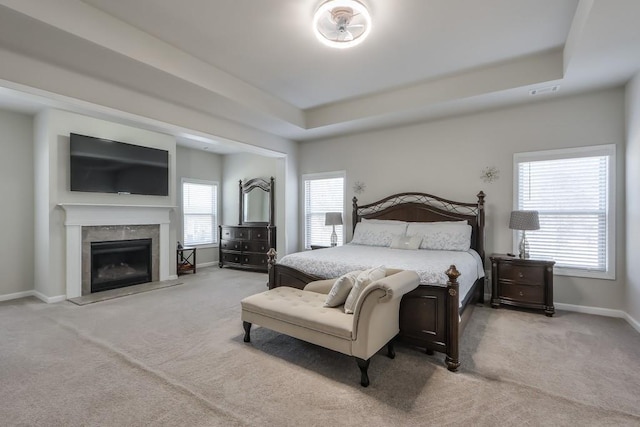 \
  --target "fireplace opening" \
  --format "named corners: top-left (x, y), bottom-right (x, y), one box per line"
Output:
top-left (91, 239), bottom-right (152, 293)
